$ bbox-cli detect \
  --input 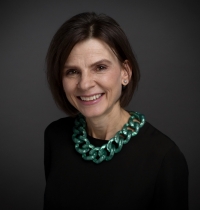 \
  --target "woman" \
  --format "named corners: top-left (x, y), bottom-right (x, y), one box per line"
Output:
top-left (44, 12), bottom-right (188, 209)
